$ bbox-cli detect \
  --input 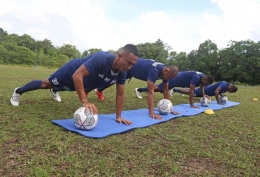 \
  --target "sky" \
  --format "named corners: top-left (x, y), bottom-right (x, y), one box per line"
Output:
top-left (0, 0), bottom-right (260, 54)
